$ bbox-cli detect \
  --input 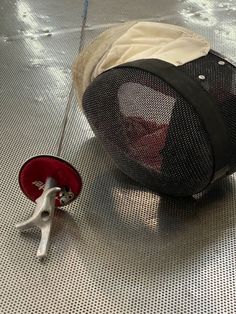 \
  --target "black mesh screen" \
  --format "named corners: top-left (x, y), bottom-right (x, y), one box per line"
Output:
top-left (82, 64), bottom-right (216, 196)
top-left (180, 51), bottom-right (236, 173)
